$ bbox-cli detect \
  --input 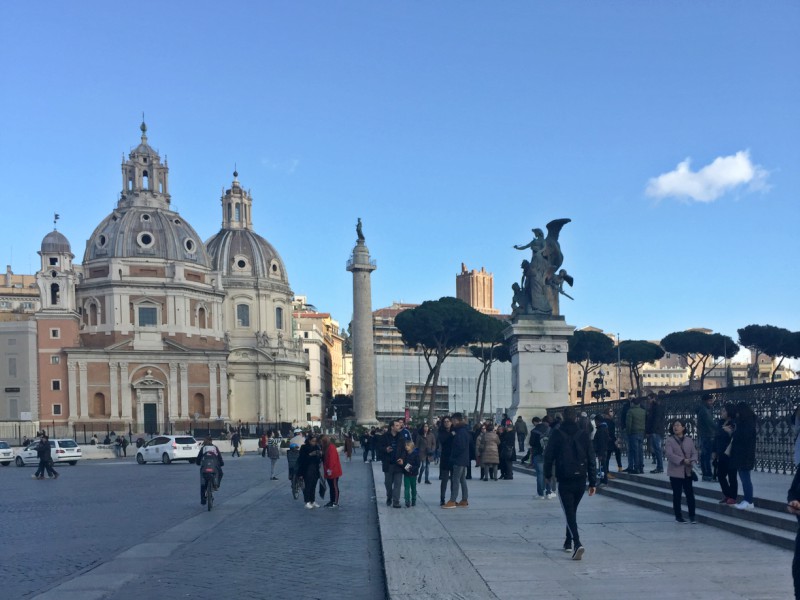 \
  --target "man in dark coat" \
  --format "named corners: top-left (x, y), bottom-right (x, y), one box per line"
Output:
top-left (443, 413), bottom-right (470, 508)
top-left (544, 407), bottom-right (596, 560)
top-left (646, 393), bottom-right (665, 473)
top-left (696, 393), bottom-right (716, 481)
